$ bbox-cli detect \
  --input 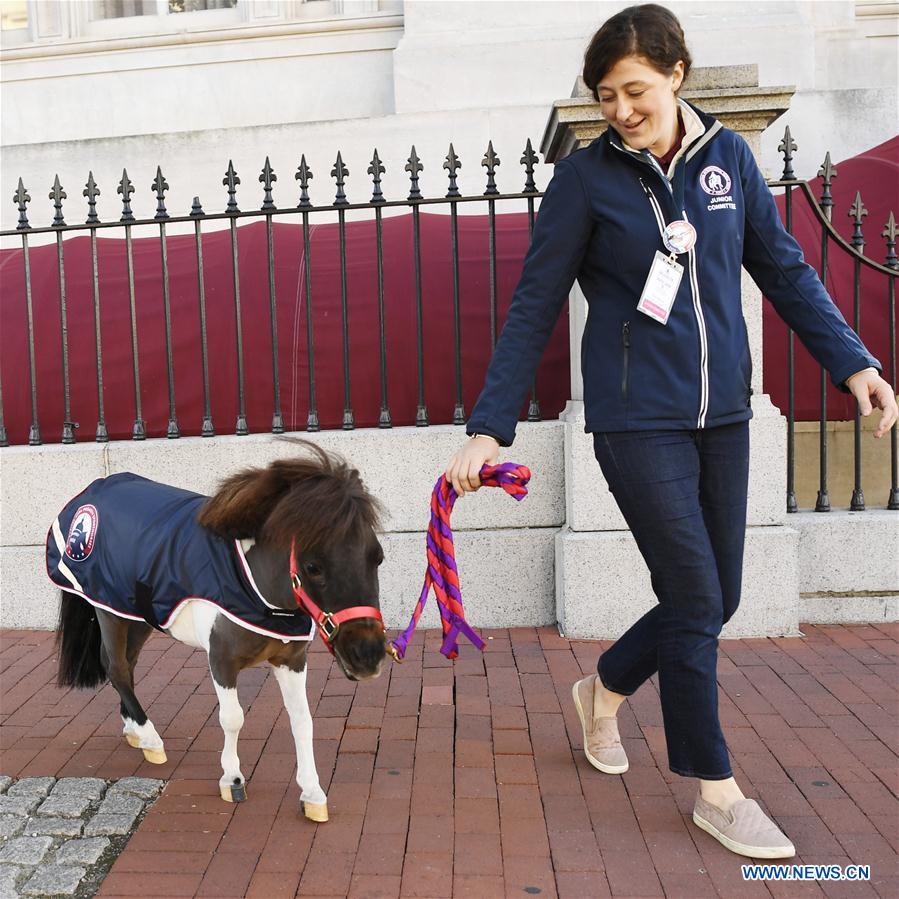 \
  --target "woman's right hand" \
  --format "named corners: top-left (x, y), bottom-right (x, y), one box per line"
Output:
top-left (446, 435), bottom-right (500, 496)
